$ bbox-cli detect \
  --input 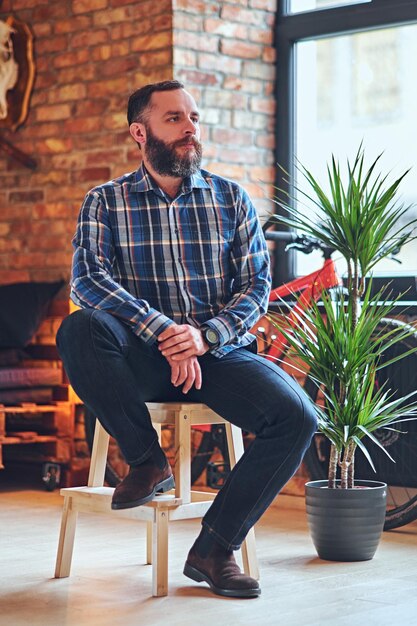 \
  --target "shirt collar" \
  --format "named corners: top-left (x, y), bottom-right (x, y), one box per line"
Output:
top-left (131, 163), bottom-right (210, 195)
